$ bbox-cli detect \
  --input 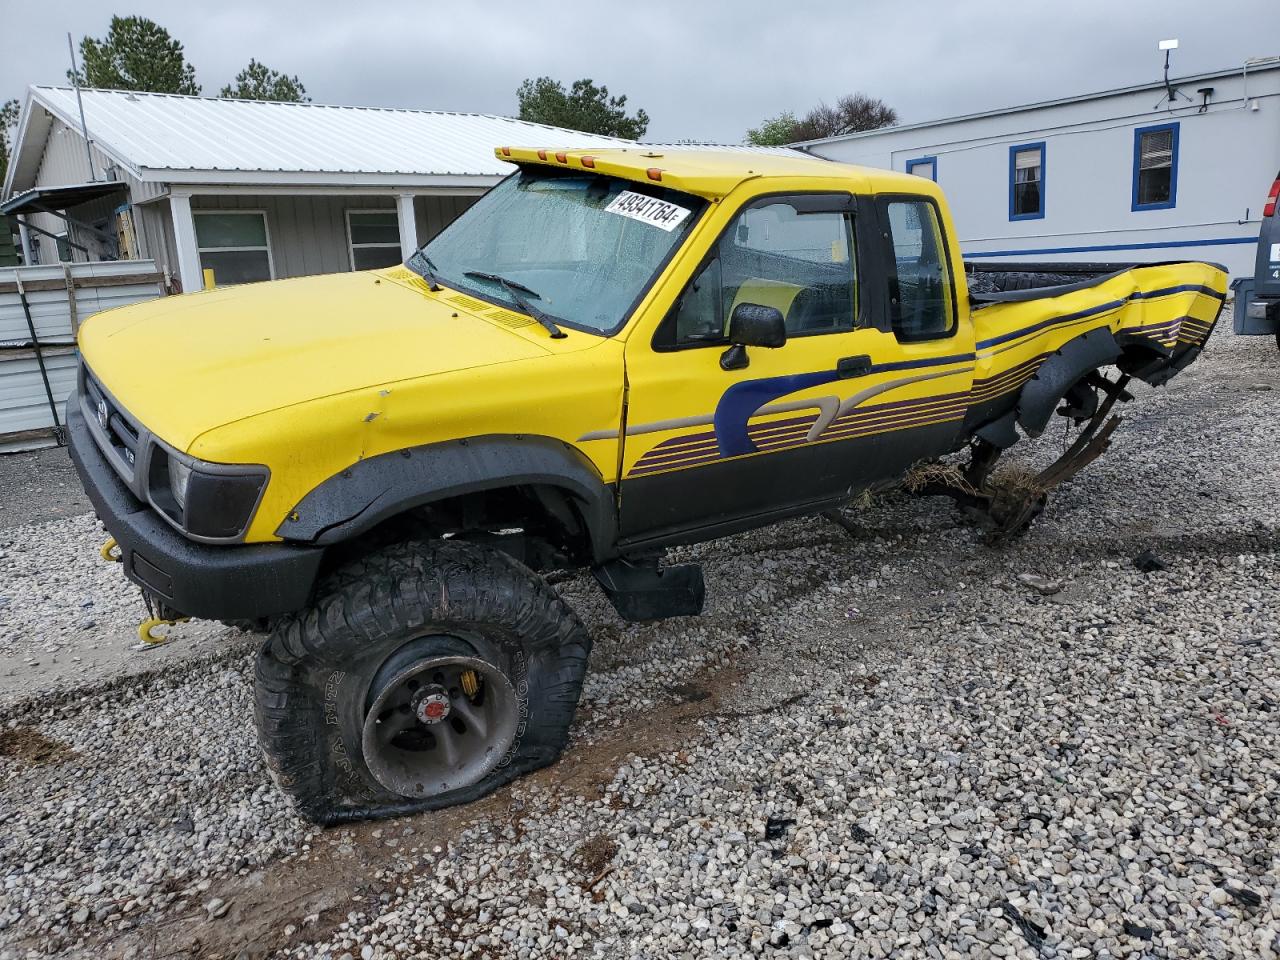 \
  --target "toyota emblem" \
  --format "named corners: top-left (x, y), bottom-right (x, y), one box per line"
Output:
top-left (96, 399), bottom-right (109, 430)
